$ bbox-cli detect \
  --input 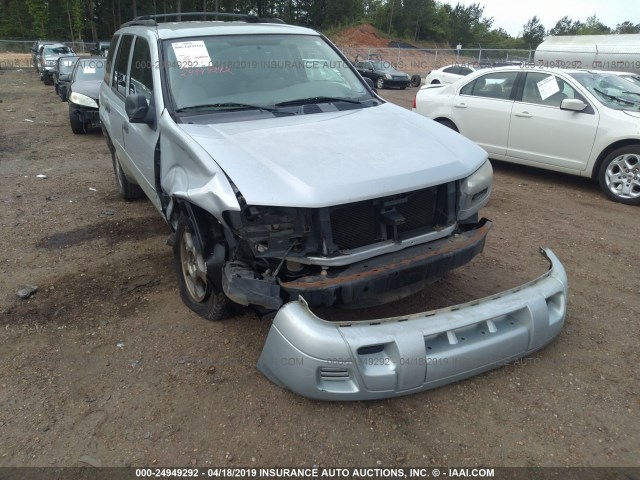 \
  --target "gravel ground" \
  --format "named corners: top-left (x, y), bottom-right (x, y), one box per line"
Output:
top-left (0, 68), bottom-right (638, 469)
